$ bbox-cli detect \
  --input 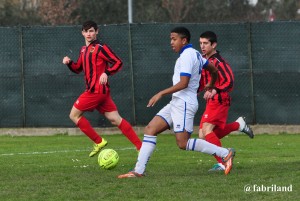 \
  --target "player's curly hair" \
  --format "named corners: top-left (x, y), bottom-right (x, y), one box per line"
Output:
top-left (171, 27), bottom-right (191, 43)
